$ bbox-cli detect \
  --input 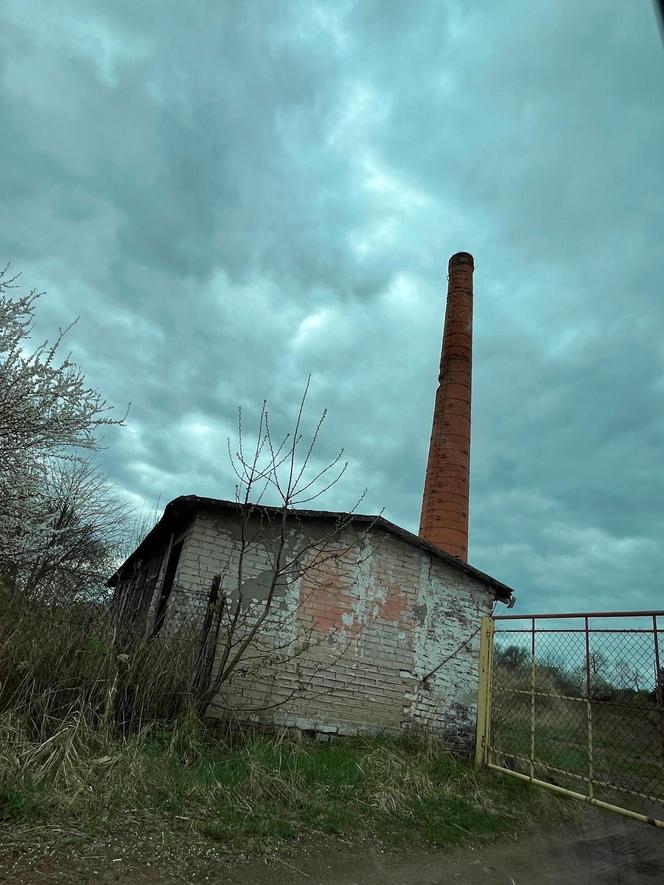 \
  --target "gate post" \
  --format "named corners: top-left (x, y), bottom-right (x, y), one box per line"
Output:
top-left (474, 616), bottom-right (494, 770)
